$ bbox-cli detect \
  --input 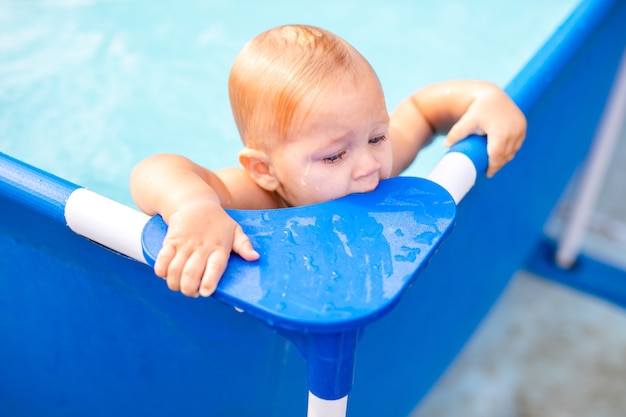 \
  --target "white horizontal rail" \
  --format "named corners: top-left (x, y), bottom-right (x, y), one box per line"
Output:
top-left (65, 188), bottom-right (150, 263)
